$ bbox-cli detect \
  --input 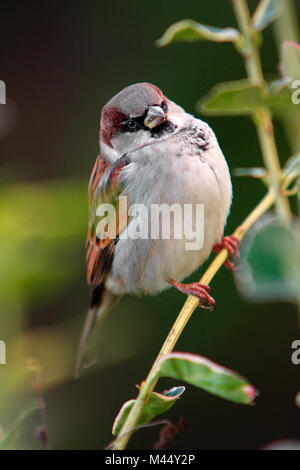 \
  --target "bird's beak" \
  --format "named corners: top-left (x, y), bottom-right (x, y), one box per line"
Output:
top-left (144, 105), bottom-right (167, 129)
